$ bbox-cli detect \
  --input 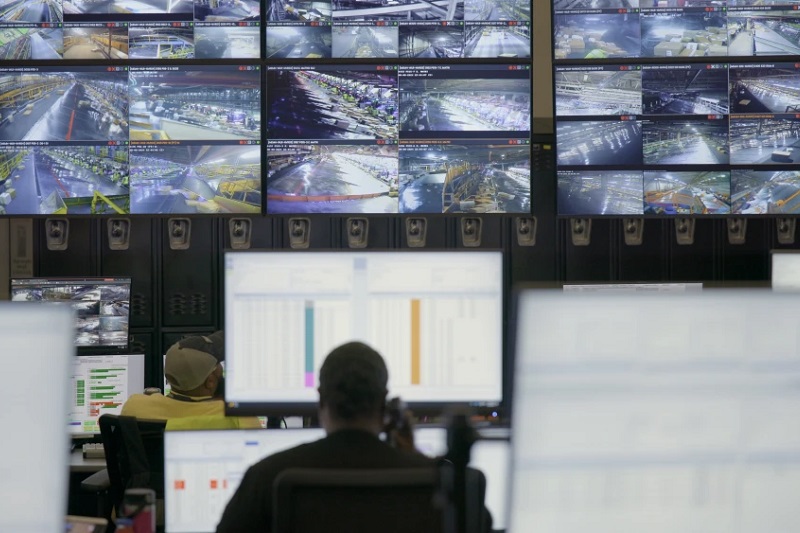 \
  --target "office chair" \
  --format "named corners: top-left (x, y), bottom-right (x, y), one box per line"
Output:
top-left (98, 414), bottom-right (166, 530)
top-left (273, 467), bottom-right (444, 533)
